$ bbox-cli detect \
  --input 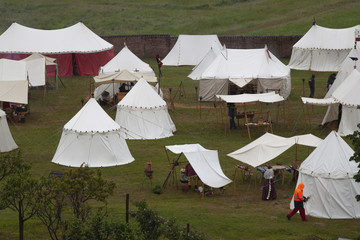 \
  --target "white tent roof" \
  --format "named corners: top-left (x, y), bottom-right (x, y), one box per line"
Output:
top-left (288, 24), bottom-right (360, 71)
top-left (227, 133), bottom-right (322, 168)
top-left (193, 46), bottom-right (290, 80)
top-left (162, 35), bottom-right (222, 66)
top-left (0, 22), bottom-right (113, 54)
top-left (332, 69), bottom-right (360, 107)
top-left (190, 46), bottom-right (291, 99)
top-left (217, 92), bottom-right (284, 103)
top-left (0, 59), bottom-right (28, 104)
top-left (165, 144), bottom-right (232, 188)
top-left (21, 53), bottom-right (57, 87)
top-left (188, 47), bottom-right (222, 80)
top-left (94, 70), bottom-right (157, 86)
top-left (117, 78), bottom-right (166, 109)
top-left (115, 78), bottom-right (175, 139)
top-left (99, 45), bottom-right (155, 75)
top-left (294, 131), bottom-right (360, 219)
top-left (325, 46), bottom-right (360, 99)
top-left (301, 97), bottom-right (337, 106)
top-left (52, 98), bottom-right (134, 167)
top-left (0, 109), bottom-right (18, 152)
